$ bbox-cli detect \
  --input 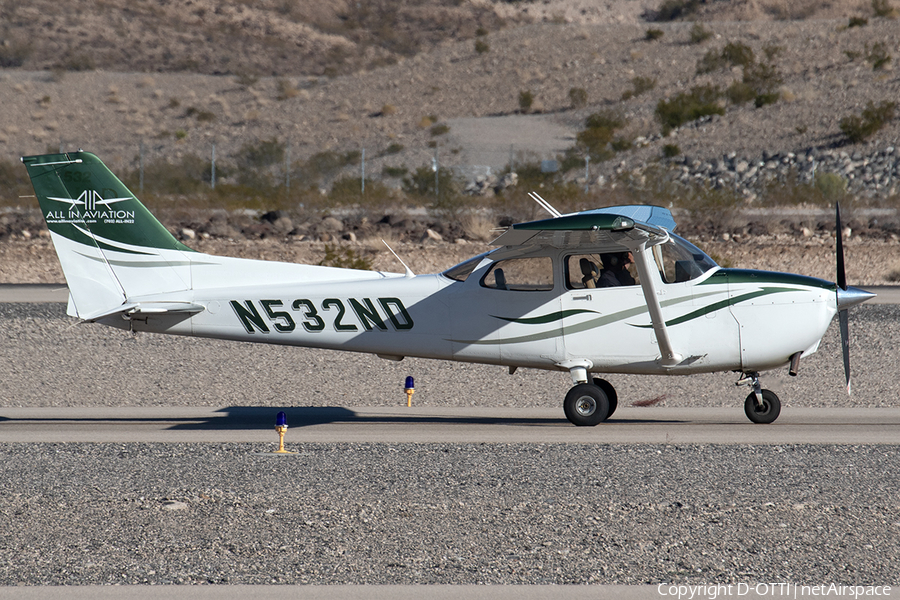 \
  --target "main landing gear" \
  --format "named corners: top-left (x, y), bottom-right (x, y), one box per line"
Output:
top-left (561, 372), bottom-right (782, 426)
top-left (737, 372), bottom-right (781, 424)
top-left (563, 377), bottom-right (618, 426)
